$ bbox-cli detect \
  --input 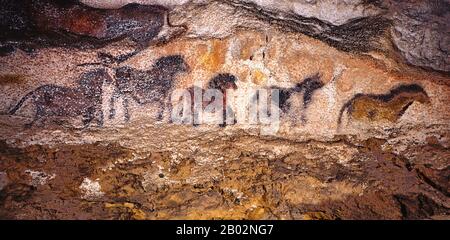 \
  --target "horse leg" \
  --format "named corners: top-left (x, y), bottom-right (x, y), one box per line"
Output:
top-left (109, 89), bottom-right (119, 120)
top-left (192, 109), bottom-right (200, 127)
top-left (97, 108), bottom-right (104, 126)
top-left (123, 96), bottom-right (130, 122)
top-left (167, 100), bottom-right (174, 124)
top-left (25, 115), bottom-right (41, 129)
top-left (220, 105), bottom-right (236, 127)
top-left (156, 100), bottom-right (166, 122)
top-left (82, 107), bottom-right (95, 128)
top-left (25, 105), bottom-right (44, 129)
